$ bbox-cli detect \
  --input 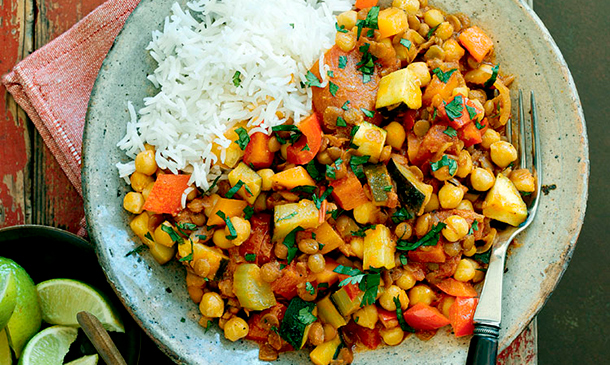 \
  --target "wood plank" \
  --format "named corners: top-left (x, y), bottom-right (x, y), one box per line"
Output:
top-left (0, 0), bottom-right (34, 228)
top-left (31, 0), bottom-right (107, 233)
